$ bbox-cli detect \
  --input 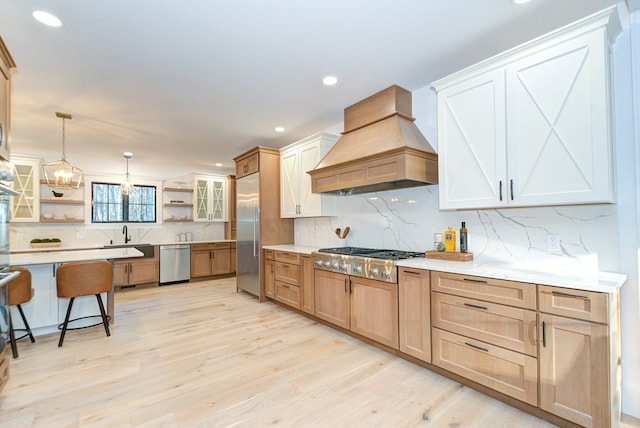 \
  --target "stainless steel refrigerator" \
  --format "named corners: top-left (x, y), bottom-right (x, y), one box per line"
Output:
top-left (236, 172), bottom-right (260, 296)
